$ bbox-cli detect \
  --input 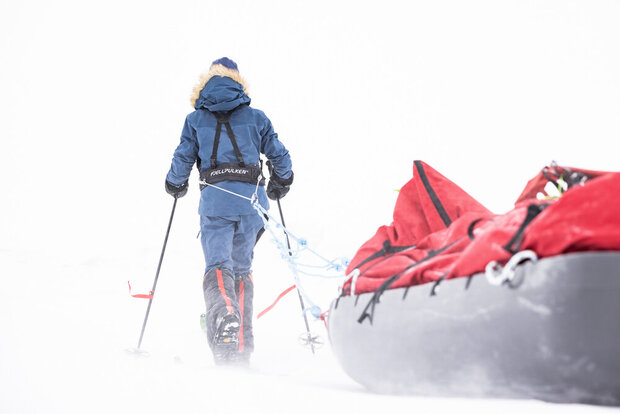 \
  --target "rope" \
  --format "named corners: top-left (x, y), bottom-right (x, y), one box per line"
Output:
top-left (199, 181), bottom-right (255, 201)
